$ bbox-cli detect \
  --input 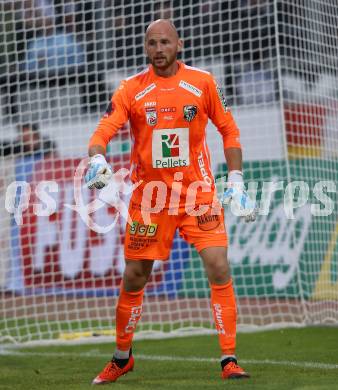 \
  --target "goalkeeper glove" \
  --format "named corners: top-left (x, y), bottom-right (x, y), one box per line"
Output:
top-left (85, 154), bottom-right (113, 189)
top-left (222, 170), bottom-right (257, 222)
